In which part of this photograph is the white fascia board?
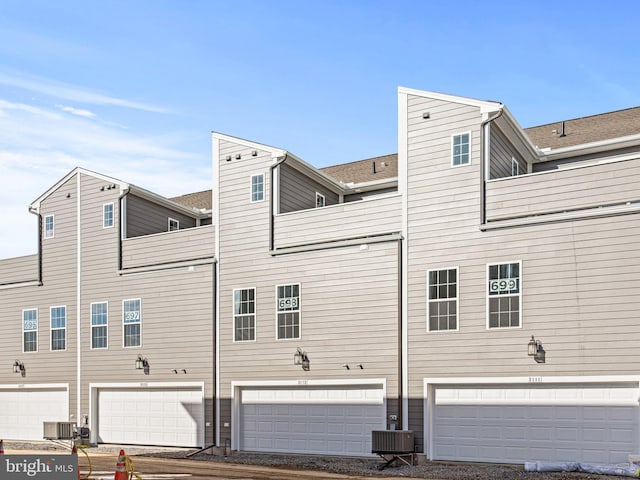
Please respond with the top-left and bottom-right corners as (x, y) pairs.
(499, 107), (543, 160)
(537, 133), (640, 162)
(212, 131), (286, 158)
(30, 167), (129, 210)
(343, 177), (398, 193)
(398, 86), (502, 113)
(424, 375), (640, 386)
(277, 151), (346, 193)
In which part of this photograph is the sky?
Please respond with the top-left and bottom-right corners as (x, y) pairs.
(1, 0), (639, 257)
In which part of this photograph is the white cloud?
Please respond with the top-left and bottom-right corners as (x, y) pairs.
(57, 104), (97, 118)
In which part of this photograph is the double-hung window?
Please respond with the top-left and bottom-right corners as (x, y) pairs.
(233, 288), (256, 342)
(452, 132), (471, 166)
(123, 299), (141, 347)
(251, 174), (264, 202)
(487, 261), (521, 328)
(50, 306), (66, 351)
(23, 309), (38, 352)
(103, 203), (114, 228)
(91, 302), (108, 349)
(276, 284), (300, 339)
(427, 267), (458, 331)
(44, 214), (55, 239)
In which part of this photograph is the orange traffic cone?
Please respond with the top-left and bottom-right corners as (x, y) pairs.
(0, 439), (4, 454)
(114, 449), (127, 480)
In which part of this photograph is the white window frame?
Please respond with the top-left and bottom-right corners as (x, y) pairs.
(168, 217), (179, 231)
(44, 214), (55, 239)
(90, 302), (108, 350)
(451, 132), (471, 167)
(103, 203), (114, 228)
(22, 308), (38, 353)
(486, 260), (522, 329)
(50, 305), (67, 351)
(122, 298), (142, 348)
(276, 283), (301, 340)
(233, 287), (257, 343)
(426, 266), (459, 332)
(250, 173), (265, 203)
(315, 192), (326, 208)
(511, 157), (519, 176)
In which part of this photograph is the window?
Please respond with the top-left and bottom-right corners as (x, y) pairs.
(50, 306), (66, 351)
(251, 174), (264, 202)
(23, 309), (38, 352)
(511, 157), (519, 176)
(91, 302), (108, 349)
(276, 284), (300, 339)
(427, 267), (458, 331)
(168, 217), (179, 231)
(315, 192), (325, 208)
(44, 215), (55, 239)
(123, 299), (141, 347)
(233, 288), (256, 342)
(487, 261), (521, 328)
(103, 203), (114, 228)
(452, 132), (471, 166)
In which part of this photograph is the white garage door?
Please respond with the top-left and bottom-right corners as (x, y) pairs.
(98, 387), (203, 447)
(432, 383), (639, 464)
(239, 385), (385, 456)
(0, 387), (68, 441)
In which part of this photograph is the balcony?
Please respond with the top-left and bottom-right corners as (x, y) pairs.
(0, 254), (39, 286)
(486, 157), (640, 223)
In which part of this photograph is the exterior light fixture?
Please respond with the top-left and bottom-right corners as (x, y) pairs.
(13, 360), (25, 377)
(135, 355), (150, 374)
(527, 336), (545, 363)
(294, 347), (310, 371)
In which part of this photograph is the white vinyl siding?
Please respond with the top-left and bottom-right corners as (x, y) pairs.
(50, 306), (66, 351)
(234, 288), (256, 342)
(452, 132), (471, 166)
(251, 174), (264, 202)
(44, 214), (54, 239)
(487, 261), (521, 329)
(427, 267), (458, 332)
(123, 298), (141, 347)
(103, 203), (114, 228)
(91, 302), (108, 349)
(22, 308), (38, 353)
(276, 283), (300, 340)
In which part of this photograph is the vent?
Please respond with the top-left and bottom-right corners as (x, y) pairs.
(371, 430), (414, 454)
(43, 421), (76, 440)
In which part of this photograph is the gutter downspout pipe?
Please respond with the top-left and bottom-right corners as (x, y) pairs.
(269, 154), (288, 253)
(480, 108), (504, 226)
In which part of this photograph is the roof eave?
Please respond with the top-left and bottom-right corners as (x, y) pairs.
(536, 133), (640, 162)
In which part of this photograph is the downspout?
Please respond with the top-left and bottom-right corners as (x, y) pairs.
(118, 188), (130, 271)
(396, 237), (403, 428)
(480, 108), (504, 226)
(269, 155), (288, 252)
(28, 207), (43, 286)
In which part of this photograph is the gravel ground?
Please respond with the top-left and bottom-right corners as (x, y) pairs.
(5, 441), (632, 480)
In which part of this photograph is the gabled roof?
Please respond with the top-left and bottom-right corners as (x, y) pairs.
(524, 106), (640, 150)
(320, 153), (398, 184)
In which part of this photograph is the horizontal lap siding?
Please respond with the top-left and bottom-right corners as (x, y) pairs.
(486, 157), (640, 220)
(279, 163), (338, 213)
(489, 126), (525, 179)
(403, 93), (640, 451)
(126, 195), (196, 238)
(217, 138), (401, 442)
(0, 254), (38, 285)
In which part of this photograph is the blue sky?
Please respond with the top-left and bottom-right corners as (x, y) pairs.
(1, 0), (639, 257)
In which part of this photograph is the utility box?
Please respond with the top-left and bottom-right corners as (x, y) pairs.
(371, 430), (414, 454)
(43, 421), (76, 440)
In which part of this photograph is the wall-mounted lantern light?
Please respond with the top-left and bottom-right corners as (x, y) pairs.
(527, 336), (545, 363)
(135, 355), (150, 374)
(13, 360), (25, 377)
(294, 347), (310, 371)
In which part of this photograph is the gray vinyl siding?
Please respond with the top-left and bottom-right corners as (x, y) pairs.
(403, 92), (640, 454)
(0, 254), (38, 285)
(216, 137), (401, 444)
(279, 163), (339, 213)
(489, 125), (526, 179)
(533, 145), (640, 172)
(125, 194), (196, 238)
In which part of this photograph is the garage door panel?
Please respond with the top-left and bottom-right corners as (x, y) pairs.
(240, 386), (384, 456)
(433, 384), (639, 463)
(0, 388), (68, 441)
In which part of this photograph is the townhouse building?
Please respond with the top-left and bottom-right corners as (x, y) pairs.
(2, 86), (640, 465)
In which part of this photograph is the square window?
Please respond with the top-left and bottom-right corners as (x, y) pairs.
(315, 192), (325, 208)
(168, 217), (179, 231)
